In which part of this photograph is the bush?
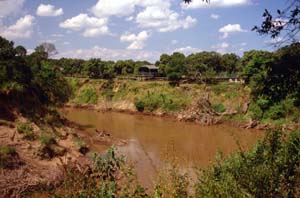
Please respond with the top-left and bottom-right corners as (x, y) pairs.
(49, 147), (147, 197)
(0, 146), (17, 169)
(39, 134), (56, 146)
(264, 103), (285, 120)
(17, 122), (36, 140)
(248, 102), (263, 120)
(195, 129), (300, 197)
(134, 100), (145, 112)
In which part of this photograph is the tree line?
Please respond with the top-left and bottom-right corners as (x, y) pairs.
(1, 35), (300, 121)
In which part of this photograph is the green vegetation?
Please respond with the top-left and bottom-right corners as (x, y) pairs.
(0, 36), (72, 121)
(37, 133), (66, 159)
(75, 86), (98, 104)
(242, 43), (300, 123)
(195, 129), (300, 197)
(45, 147), (147, 198)
(17, 122), (36, 140)
(212, 103), (226, 113)
(154, 166), (189, 198)
(0, 146), (17, 169)
(39, 134), (56, 146)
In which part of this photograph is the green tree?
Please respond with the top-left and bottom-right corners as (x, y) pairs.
(15, 46), (27, 57)
(165, 52), (186, 81)
(220, 53), (240, 74)
(84, 58), (114, 79)
(157, 54), (171, 76)
(0, 37), (32, 88)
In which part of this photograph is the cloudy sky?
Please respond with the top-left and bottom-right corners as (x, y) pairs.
(0, 0), (286, 62)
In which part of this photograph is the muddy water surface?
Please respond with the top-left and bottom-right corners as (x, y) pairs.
(63, 108), (262, 188)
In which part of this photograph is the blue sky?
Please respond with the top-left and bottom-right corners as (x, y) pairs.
(0, 0), (286, 62)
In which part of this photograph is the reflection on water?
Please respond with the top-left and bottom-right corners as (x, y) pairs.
(63, 108), (262, 188)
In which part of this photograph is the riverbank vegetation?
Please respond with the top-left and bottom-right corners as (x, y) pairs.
(45, 42), (300, 126)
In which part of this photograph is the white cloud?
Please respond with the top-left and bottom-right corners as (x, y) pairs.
(59, 14), (109, 37)
(181, 0), (251, 9)
(91, 0), (196, 33)
(120, 31), (150, 50)
(57, 46), (160, 61)
(210, 14), (220, 20)
(91, 0), (171, 18)
(136, 6), (196, 32)
(211, 42), (230, 54)
(173, 46), (201, 55)
(91, 0), (137, 17)
(219, 24), (246, 38)
(36, 4), (63, 17)
(0, 15), (35, 39)
(0, 0), (24, 17)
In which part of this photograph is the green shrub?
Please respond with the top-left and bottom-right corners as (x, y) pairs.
(248, 102), (263, 120)
(212, 103), (226, 113)
(134, 100), (145, 112)
(49, 147), (147, 197)
(195, 129), (300, 197)
(264, 103), (285, 120)
(0, 146), (17, 169)
(17, 122), (36, 140)
(39, 134), (56, 146)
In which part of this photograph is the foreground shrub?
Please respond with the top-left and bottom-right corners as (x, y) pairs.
(50, 147), (148, 198)
(195, 129), (300, 198)
(154, 165), (189, 198)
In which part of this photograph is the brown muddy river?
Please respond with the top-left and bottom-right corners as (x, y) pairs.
(63, 108), (262, 188)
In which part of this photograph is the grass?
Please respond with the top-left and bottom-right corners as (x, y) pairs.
(75, 86), (98, 104)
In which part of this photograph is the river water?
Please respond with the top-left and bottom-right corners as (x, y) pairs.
(63, 108), (262, 189)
